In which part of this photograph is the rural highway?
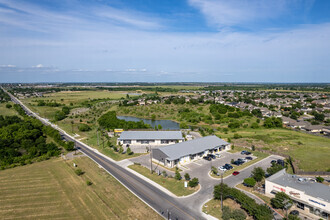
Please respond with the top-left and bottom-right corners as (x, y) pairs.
(3, 88), (204, 220)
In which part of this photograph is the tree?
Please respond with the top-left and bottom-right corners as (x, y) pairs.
(287, 214), (300, 220)
(174, 171), (181, 180)
(78, 123), (91, 132)
(54, 111), (66, 121)
(184, 173), (190, 181)
(62, 106), (70, 115)
(5, 103), (12, 108)
(157, 124), (162, 130)
(231, 209), (246, 220)
(86, 180), (93, 186)
(151, 114), (156, 120)
(126, 147), (133, 155)
(250, 122), (259, 129)
(118, 146), (124, 154)
(211, 166), (218, 175)
(251, 167), (265, 182)
(271, 192), (292, 209)
(252, 145), (255, 151)
(264, 117), (283, 128)
(243, 177), (256, 187)
(188, 177), (199, 187)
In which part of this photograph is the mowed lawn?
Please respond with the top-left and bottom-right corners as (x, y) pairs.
(216, 128), (330, 172)
(0, 157), (161, 220)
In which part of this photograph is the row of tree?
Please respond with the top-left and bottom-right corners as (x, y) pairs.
(98, 111), (150, 130)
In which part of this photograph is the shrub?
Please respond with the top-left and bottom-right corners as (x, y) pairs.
(126, 147), (133, 155)
(211, 166), (218, 175)
(86, 180), (93, 186)
(271, 192), (292, 209)
(251, 145), (255, 151)
(231, 209), (246, 220)
(184, 173), (190, 181)
(162, 170), (167, 177)
(233, 133), (242, 139)
(316, 176), (324, 183)
(243, 177), (256, 187)
(174, 171), (181, 180)
(188, 177), (199, 187)
(5, 103), (12, 108)
(75, 169), (84, 176)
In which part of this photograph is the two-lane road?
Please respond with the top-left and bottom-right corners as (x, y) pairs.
(3, 87), (203, 220)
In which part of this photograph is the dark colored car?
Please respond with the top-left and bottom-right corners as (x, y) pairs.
(271, 160), (277, 164)
(246, 156), (253, 160)
(289, 210), (299, 216)
(277, 159), (285, 166)
(208, 154), (216, 159)
(232, 171), (240, 176)
(203, 156), (212, 161)
(241, 150), (247, 155)
(232, 160), (244, 166)
(224, 164), (233, 170)
(245, 151), (251, 155)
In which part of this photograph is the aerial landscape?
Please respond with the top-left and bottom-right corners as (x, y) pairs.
(0, 0), (329, 220)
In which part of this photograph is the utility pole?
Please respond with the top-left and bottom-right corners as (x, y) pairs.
(150, 145), (153, 174)
(221, 171), (223, 211)
(97, 128), (99, 147)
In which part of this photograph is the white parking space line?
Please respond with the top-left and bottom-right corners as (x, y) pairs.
(192, 161), (202, 166)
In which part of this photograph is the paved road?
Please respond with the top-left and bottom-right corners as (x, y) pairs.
(3, 88), (204, 220)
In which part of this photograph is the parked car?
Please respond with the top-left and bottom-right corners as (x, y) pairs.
(290, 210), (299, 216)
(241, 150), (247, 155)
(238, 158), (248, 163)
(203, 156), (212, 161)
(271, 160), (277, 164)
(232, 171), (240, 176)
(224, 164), (233, 170)
(245, 151), (251, 155)
(277, 159), (285, 166)
(215, 153), (222, 158)
(208, 154), (216, 159)
(232, 160), (244, 166)
(245, 156), (253, 160)
(218, 166), (227, 171)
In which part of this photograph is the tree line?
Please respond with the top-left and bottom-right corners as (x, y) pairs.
(98, 111), (150, 130)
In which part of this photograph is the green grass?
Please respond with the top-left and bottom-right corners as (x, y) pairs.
(0, 102), (20, 116)
(202, 198), (251, 220)
(216, 128), (330, 172)
(25, 90), (137, 105)
(0, 157), (161, 219)
(128, 164), (198, 196)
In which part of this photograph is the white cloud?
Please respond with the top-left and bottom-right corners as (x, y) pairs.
(0, 64), (16, 67)
(188, 0), (315, 29)
(32, 64), (43, 68)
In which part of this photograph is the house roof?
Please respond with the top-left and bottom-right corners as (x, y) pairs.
(118, 131), (183, 140)
(155, 136), (229, 161)
(266, 169), (330, 203)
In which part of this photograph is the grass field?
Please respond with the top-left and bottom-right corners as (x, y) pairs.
(202, 198), (252, 220)
(216, 128), (330, 172)
(0, 157), (161, 220)
(0, 102), (20, 117)
(26, 90), (137, 105)
(128, 164), (198, 196)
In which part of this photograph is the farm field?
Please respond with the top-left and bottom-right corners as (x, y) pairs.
(0, 157), (161, 220)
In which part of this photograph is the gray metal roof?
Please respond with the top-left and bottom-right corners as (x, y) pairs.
(267, 169), (330, 203)
(118, 131), (183, 140)
(156, 136), (229, 161)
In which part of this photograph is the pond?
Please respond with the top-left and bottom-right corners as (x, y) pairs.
(117, 116), (180, 130)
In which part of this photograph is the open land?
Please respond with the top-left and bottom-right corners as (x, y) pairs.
(0, 157), (161, 220)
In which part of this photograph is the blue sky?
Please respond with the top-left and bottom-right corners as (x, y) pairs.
(0, 0), (329, 83)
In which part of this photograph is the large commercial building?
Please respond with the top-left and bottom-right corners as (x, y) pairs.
(152, 135), (230, 168)
(265, 169), (330, 219)
(117, 131), (184, 146)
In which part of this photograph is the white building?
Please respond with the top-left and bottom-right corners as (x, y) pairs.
(265, 169), (330, 219)
(117, 131), (184, 146)
(152, 136), (230, 168)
